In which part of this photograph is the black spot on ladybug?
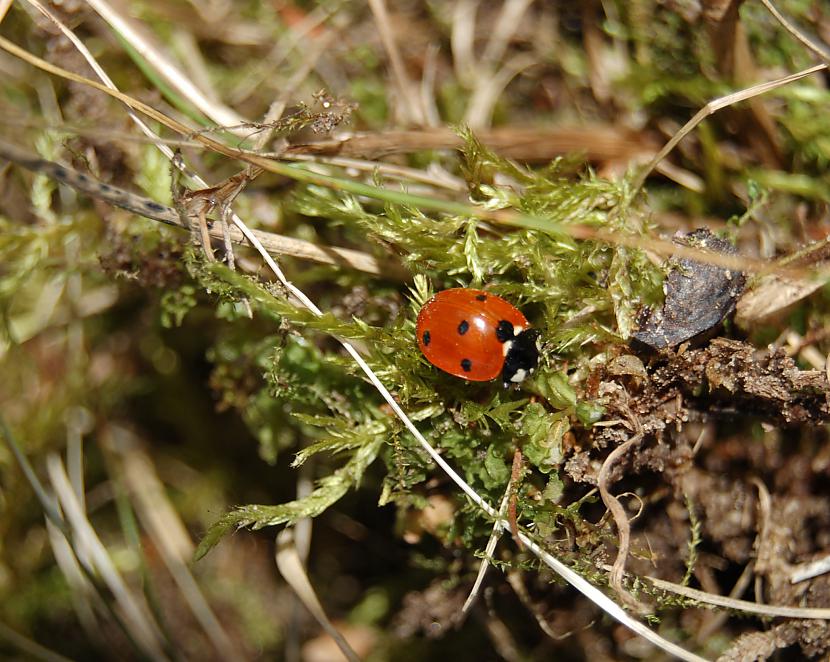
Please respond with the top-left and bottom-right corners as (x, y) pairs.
(475, 294), (487, 301)
(460, 358), (472, 372)
(458, 320), (469, 335)
(422, 330), (431, 346)
(495, 320), (514, 343)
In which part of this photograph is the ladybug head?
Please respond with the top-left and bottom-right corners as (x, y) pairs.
(501, 328), (540, 386)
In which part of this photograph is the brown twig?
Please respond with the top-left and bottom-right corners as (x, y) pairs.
(597, 425), (648, 613)
(284, 126), (658, 163)
(508, 448), (525, 551)
(0, 140), (404, 278)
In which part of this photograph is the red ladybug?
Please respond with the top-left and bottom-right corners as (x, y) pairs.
(416, 288), (539, 385)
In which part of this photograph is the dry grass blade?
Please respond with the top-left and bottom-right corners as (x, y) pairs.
(759, 0), (830, 63)
(461, 486), (512, 617)
(104, 427), (244, 662)
(45, 455), (170, 661)
(275, 529), (360, 662)
(0, 0), (10, 28)
(368, 0), (426, 125)
(736, 235), (830, 326)
(84, 0), (245, 130)
(736, 275), (827, 326)
(629, 63), (828, 197)
(0, 620), (73, 662)
(285, 126), (657, 163)
(45, 518), (99, 630)
(790, 555), (830, 584)
(646, 576), (830, 619)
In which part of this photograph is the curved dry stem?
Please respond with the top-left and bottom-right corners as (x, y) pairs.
(597, 432), (647, 613)
(275, 529), (360, 662)
(759, 0), (830, 64)
(629, 63), (827, 199)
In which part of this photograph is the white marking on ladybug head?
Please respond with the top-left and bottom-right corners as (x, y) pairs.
(510, 368), (527, 383)
(502, 339), (513, 357)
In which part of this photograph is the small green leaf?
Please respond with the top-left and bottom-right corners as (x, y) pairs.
(194, 513), (240, 561)
(542, 472), (565, 504)
(160, 285), (197, 328)
(458, 401), (488, 430)
(521, 403), (568, 473)
(483, 445), (511, 485)
(135, 140), (173, 205)
(463, 220), (483, 284)
(541, 371), (577, 409)
(576, 401), (605, 426)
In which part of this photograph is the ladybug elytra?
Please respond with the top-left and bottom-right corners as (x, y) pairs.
(416, 288), (539, 385)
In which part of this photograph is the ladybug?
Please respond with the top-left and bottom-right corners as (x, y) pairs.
(416, 288), (539, 385)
